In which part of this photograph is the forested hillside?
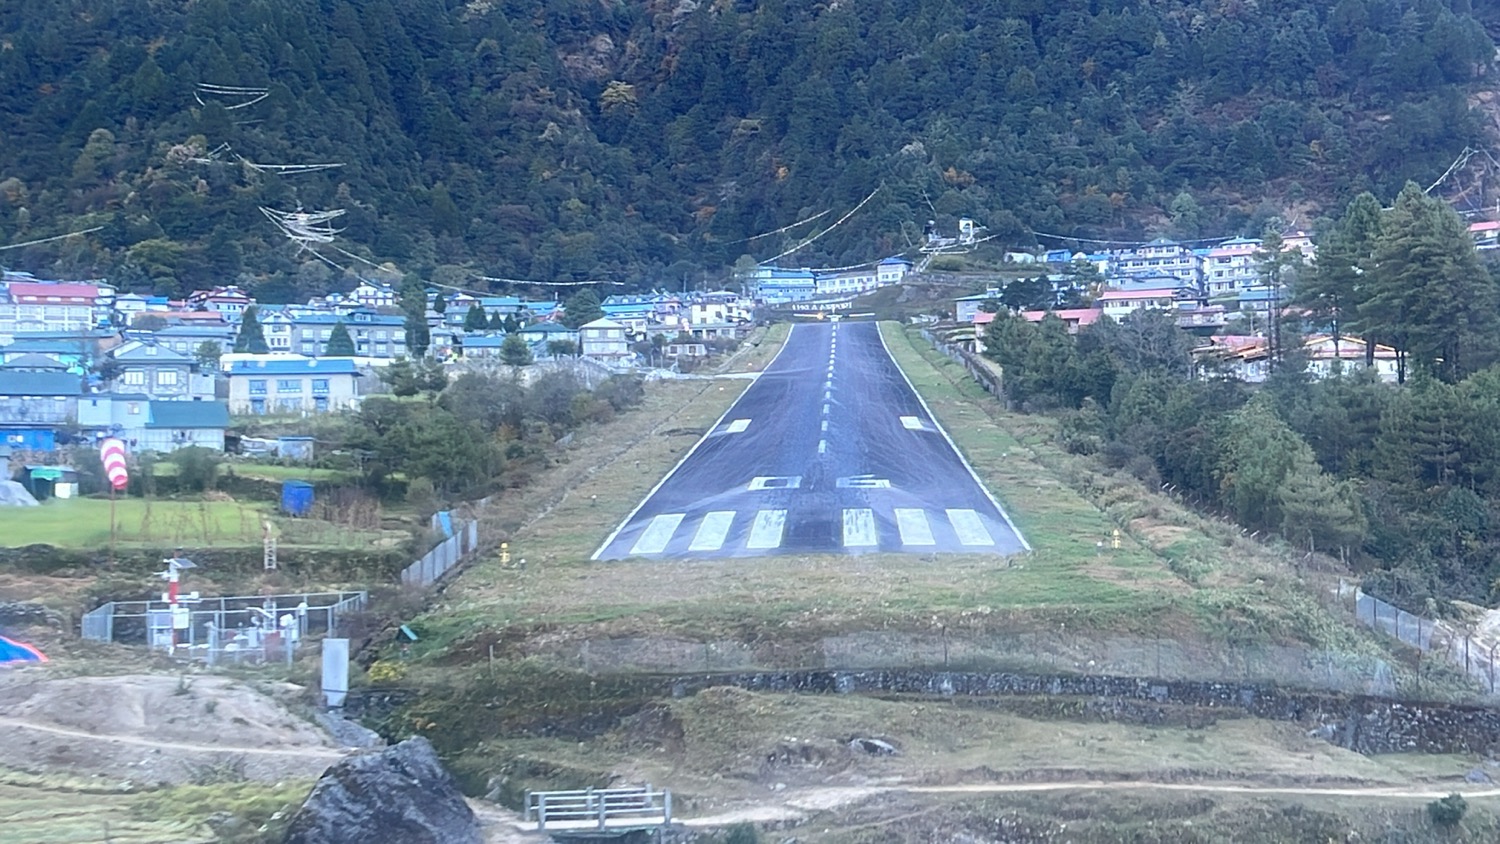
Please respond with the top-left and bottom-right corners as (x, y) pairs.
(0, 0), (1494, 298)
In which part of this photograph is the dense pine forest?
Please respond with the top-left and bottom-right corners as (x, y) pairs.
(0, 0), (1496, 298)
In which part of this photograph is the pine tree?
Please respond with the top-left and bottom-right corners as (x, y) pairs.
(1300, 193), (1382, 361)
(500, 333), (533, 366)
(562, 289), (605, 328)
(1279, 447), (1367, 557)
(399, 275), (431, 357)
(325, 320), (357, 356)
(488, 311), (506, 330)
(233, 306), (269, 354)
(1363, 183), (1497, 382)
(433, 294), (448, 315)
(463, 303), (488, 331)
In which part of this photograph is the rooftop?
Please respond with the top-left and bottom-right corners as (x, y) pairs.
(0, 371), (86, 396)
(227, 359), (363, 376)
(146, 400), (231, 430)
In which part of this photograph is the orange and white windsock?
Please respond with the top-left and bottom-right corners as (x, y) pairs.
(99, 438), (129, 491)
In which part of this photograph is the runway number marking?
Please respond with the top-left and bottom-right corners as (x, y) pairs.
(688, 511), (736, 552)
(724, 419), (751, 434)
(946, 509), (995, 546)
(630, 513), (686, 555)
(746, 509), (787, 549)
(900, 416), (924, 430)
(894, 508), (936, 546)
(842, 508), (878, 547)
(837, 474), (892, 489)
(748, 476), (802, 491)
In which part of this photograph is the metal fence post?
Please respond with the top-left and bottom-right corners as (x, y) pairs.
(663, 790), (672, 824)
(537, 794), (546, 831)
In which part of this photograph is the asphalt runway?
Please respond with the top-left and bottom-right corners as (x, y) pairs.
(593, 321), (1029, 560)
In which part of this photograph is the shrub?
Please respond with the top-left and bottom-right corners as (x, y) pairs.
(1428, 793), (1467, 827)
(172, 446), (222, 492)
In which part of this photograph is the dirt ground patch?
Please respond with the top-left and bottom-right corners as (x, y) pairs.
(0, 670), (343, 786)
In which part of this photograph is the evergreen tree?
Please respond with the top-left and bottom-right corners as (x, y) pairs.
(1278, 447), (1367, 558)
(561, 289), (605, 328)
(501, 333), (534, 366)
(433, 294), (448, 315)
(1363, 183), (1497, 382)
(324, 320), (357, 356)
(463, 303), (488, 332)
(488, 312), (506, 330)
(233, 306), (269, 354)
(399, 275), (431, 358)
(1300, 192), (1383, 359)
(193, 340), (222, 372)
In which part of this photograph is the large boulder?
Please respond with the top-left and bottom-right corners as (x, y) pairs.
(282, 736), (481, 844)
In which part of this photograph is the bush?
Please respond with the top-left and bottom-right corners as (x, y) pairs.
(172, 447), (222, 492)
(1428, 793), (1467, 827)
(724, 823), (760, 844)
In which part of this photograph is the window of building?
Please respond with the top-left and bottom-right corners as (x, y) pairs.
(157, 370), (179, 386)
(249, 379), (267, 395)
(311, 379), (330, 395)
(122, 370), (146, 386)
(277, 379), (302, 393)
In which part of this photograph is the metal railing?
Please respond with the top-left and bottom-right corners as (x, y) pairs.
(525, 787), (672, 832)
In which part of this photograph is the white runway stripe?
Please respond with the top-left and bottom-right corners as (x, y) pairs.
(688, 511), (735, 552)
(843, 508), (878, 547)
(946, 509), (995, 546)
(900, 416), (923, 430)
(894, 508), (935, 545)
(630, 513), (685, 555)
(724, 419), (751, 434)
(746, 509), (787, 549)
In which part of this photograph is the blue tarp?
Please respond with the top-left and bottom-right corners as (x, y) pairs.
(0, 635), (46, 665)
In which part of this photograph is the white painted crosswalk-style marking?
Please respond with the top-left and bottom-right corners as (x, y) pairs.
(894, 508), (935, 545)
(823, 404), (830, 415)
(818, 439), (827, 454)
(843, 508), (878, 547)
(746, 509), (787, 549)
(748, 476), (801, 491)
(724, 418), (751, 434)
(946, 509), (995, 546)
(900, 416), (924, 430)
(688, 511), (735, 552)
(821, 419), (828, 431)
(630, 513), (685, 555)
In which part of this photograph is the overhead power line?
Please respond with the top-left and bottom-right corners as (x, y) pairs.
(721, 208), (831, 244)
(759, 185), (883, 266)
(0, 226), (104, 252)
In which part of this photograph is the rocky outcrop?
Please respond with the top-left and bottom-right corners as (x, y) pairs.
(282, 736), (480, 844)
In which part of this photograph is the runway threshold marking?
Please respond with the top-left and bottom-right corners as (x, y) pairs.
(746, 509), (788, 549)
(894, 508), (936, 545)
(688, 511), (736, 552)
(900, 416), (924, 430)
(630, 513), (686, 555)
(946, 509), (995, 546)
(724, 419), (751, 434)
(748, 476), (802, 491)
(842, 508), (878, 547)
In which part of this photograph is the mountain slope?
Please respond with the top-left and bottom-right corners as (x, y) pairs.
(0, 0), (1493, 297)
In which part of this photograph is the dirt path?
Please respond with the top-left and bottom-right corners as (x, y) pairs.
(0, 715), (345, 758)
(681, 780), (1500, 827)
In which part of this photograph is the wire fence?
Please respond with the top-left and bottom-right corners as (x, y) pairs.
(80, 590), (366, 665)
(1351, 586), (1500, 696)
(400, 517), (481, 587)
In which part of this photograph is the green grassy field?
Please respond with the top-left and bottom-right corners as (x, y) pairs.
(0, 769), (311, 844)
(0, 497), (385, 549)
(410, 320), (1401, 682)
